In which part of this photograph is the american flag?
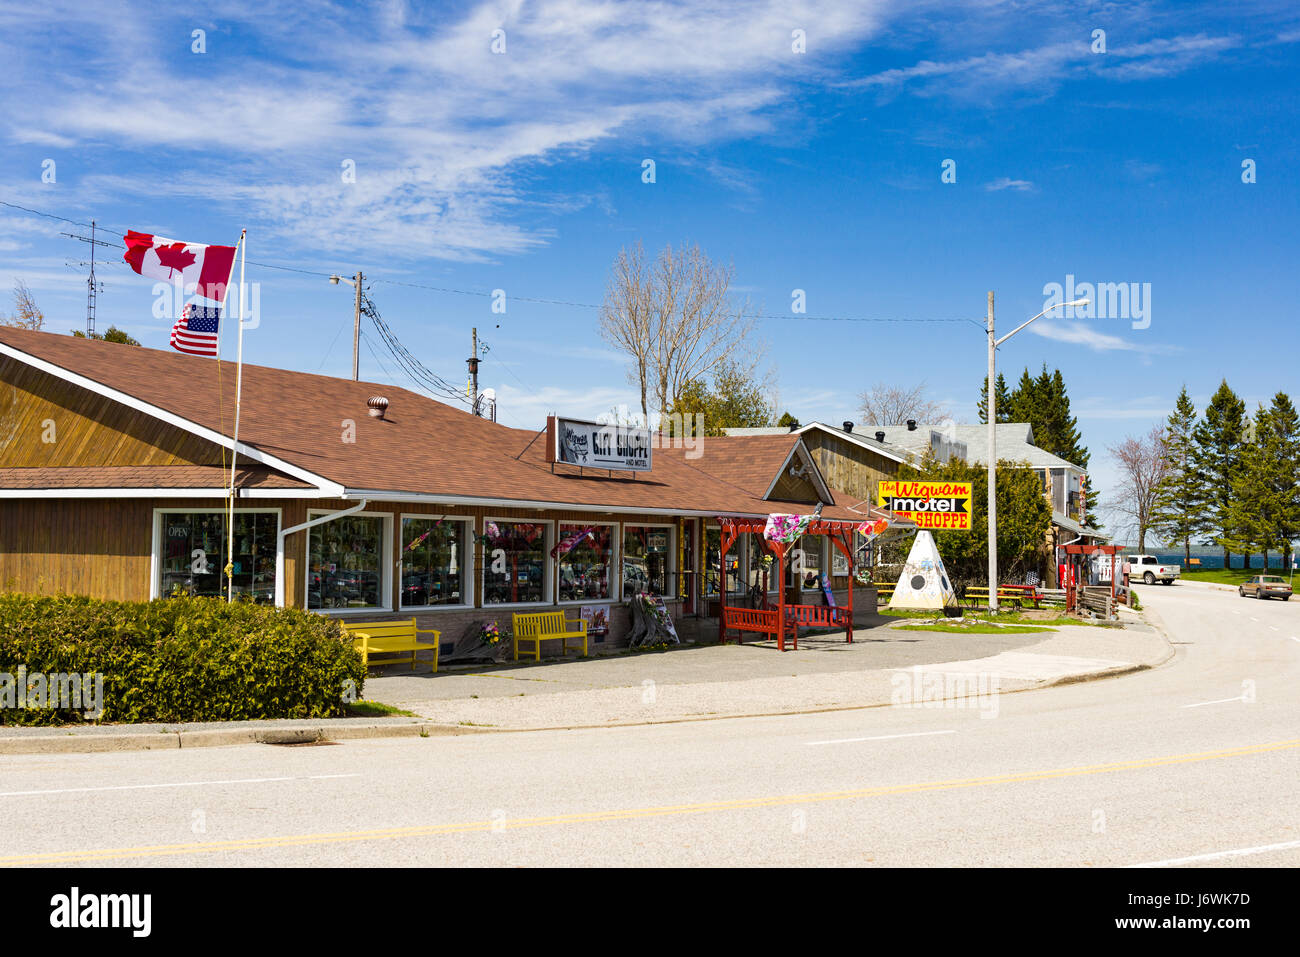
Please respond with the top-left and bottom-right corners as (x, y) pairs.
(170, 303), (221, 356)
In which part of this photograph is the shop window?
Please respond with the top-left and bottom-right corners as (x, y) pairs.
(795, 534), (823, 590)
(308, 515), (386, 610)
(623, 525), (672, 597)
(159, 511), (278, 603)
(482, 521), (548, 605)
(556, 524), (613, 602)
(400, 517), (469, 607)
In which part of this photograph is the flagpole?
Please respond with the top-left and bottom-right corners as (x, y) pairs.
(226, 229), (247, 602)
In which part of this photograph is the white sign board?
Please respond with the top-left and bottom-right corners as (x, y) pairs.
(551, 416), (652, 471)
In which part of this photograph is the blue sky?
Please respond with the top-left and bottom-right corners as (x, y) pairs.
(1, 0), (1297, 532)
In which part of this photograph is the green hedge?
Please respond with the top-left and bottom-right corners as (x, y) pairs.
(0, 594), (365, 725)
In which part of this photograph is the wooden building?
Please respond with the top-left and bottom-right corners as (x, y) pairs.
(0, 329), (898, 648)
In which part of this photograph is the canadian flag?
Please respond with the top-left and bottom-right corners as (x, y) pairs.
(122, 231), (237, 302)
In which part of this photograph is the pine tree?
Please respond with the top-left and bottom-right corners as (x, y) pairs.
(977, 373), (1011, 424)
(1048, 369), (1088, 466)
(1232, 393), (1300, 570)
(1193, 380), (1246, 568)
(1267, 392), (1300, 568)
(1227, 405), (1272, 566)
(1152, 387), (1209, 565)
(986, 366), (1097, 527)
(1008, 368), (1041, 426)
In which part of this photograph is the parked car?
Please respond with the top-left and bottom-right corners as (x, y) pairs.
(1238, 576), (1293, 600)
(1124, 554), (1180, 585)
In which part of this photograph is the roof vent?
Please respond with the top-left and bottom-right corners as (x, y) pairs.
(367, 396), (390, 419)
(842, 421), (853, 434)
(906, 419), (917, 431)
(875, 430), (886, 442)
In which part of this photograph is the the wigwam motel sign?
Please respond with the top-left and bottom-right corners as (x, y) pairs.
(548, 415), (653, 472)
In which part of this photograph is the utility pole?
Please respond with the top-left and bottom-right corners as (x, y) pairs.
(467, 326), (480, 414)
(987, 290), (998, 612)
(351, 271), (363, 381)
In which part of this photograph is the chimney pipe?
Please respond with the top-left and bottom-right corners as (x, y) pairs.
(906, 419), (917, 431)
(875, 430), (886, 442)
(842, 421), (853, 434)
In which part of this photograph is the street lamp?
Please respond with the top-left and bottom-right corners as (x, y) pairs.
(986, 293), (1089, 611)
(329, 272), (363, 381)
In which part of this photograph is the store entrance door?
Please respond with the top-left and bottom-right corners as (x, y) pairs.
(680, 518), (698, 615)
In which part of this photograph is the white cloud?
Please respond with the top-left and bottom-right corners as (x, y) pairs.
(985, 177), (1034, 192)
(847, 31), (1244, 101)
(1027, 319), (1179, 355)
(0, 1), (891, 262)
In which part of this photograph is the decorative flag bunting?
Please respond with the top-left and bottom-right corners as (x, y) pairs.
(123, 231), (238, 301)
(170, 304), (221, 357)
(856, 518), (889, 538)
(763, 513), (811, 544)
(551, 526), (595, 559)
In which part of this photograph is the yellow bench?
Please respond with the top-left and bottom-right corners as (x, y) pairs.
(511, 611), (588, 661)
(341, 618), (441, 672)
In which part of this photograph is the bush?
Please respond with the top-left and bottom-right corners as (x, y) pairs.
(0, 594), (365, 725)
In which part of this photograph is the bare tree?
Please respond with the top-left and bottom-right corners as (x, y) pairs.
(859, 381), (947, 426)
(1107, 426), (1170, 552)
(0, 280), (44, 330)
(599, 242), (759, 420)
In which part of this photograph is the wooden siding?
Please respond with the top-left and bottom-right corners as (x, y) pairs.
(767, 465), (821, 503)
(0, 499), (155, 601)
(803, 435), (899, 502)
(0, 359), (225, 468)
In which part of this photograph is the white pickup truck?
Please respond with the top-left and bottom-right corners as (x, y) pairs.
(1125, 554), (1181, 585)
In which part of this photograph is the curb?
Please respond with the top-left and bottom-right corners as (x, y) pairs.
(2, 622), (1179, 753)
(0, 720), (479, 756)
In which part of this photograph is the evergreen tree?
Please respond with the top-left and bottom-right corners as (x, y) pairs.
(1193, 380), (1246, 568)
(1226, 406), (1272, 566)
(1152, 387), (1210, 565)
(977, 373), (1011, 424)
(1268, 392), (1300, 567)
(1047, 369), (1088, 466)
(1228, 393), (1300, 570)
(1008, 368), (1041, 425)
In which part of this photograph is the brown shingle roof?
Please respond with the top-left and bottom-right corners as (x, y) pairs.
(0, 328), (898, 523)
(0, 465), (311, 490)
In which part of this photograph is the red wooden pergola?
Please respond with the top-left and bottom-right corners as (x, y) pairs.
(1061, 543), (1126, 613)
(716, 517), (865, 652)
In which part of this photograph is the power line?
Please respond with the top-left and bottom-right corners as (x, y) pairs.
(3, 197), (981, 325)
(360, 291), (471, 406)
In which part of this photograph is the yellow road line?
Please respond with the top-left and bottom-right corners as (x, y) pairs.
(5, 737), (1298, 865)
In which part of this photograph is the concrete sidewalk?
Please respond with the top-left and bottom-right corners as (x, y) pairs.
(370, 613), (1172, 731)
(0, 612), (1172, 752)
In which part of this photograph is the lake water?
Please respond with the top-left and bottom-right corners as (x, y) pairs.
(1149, 552), (1293, 570)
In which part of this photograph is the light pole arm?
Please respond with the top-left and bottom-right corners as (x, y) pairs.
(994, 299), (1089, 347)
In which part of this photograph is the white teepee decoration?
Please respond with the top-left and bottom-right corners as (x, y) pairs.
(889, 530), (958, 611)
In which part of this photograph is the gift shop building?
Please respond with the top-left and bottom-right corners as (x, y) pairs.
(0, 328), (902, 649)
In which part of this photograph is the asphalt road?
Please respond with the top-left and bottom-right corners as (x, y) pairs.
(2, 582), (1297, 867)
